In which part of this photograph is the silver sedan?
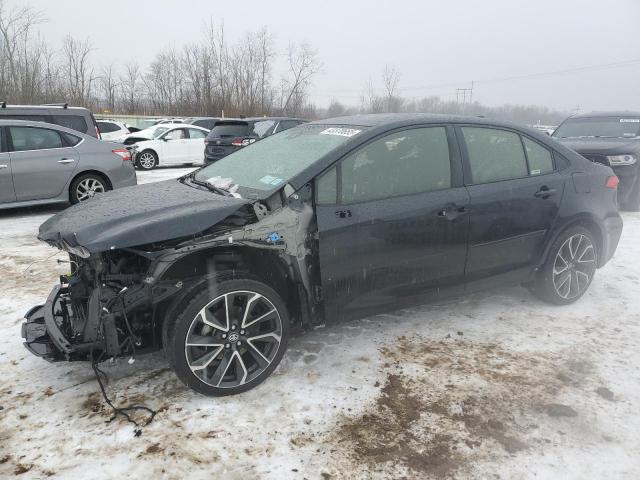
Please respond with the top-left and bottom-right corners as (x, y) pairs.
(0, 120), (137, 209)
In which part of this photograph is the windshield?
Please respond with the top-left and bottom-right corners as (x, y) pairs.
(194, 124), (366, 192)
(553, 117), (640, 138)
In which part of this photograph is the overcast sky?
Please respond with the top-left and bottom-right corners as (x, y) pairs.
(19, 0), (640, 112)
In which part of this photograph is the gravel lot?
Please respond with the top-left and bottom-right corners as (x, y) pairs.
(1, 167), (639, 479)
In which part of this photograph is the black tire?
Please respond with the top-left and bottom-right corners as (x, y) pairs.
(136, 150), (158, 170)
(69, 173), (109, 204)
(163, 272), (290, 396)
(531, 226), (598, 305)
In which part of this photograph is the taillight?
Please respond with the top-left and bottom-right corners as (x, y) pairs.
(605, 175), (619, 189)
(112, 148), (131, 161)
(95, 126), (101, 139)
(231, 137), (244, 147)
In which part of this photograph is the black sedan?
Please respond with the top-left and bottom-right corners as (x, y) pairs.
(23, 114), (622, 397)
(553, 111), (640, 210)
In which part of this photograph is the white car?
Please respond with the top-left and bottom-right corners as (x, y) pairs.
(96, 120), (130, 141)
(134, 125), (209, 170)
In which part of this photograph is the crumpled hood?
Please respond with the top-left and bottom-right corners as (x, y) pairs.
(38, 179), (249, 253)
(556, 137), (640, 155)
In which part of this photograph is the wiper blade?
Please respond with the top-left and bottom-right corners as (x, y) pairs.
(184, 173), (232, 196)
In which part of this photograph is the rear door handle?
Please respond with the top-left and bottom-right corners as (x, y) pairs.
(58, 158), (75, 164)
(0, 164), (8, 169)
(335, 209), (352, 219)
(534, 186), (556, 198)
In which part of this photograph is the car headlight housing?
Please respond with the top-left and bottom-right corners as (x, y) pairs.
(607, 154), (637, 166)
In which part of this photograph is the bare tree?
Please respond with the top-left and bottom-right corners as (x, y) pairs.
(382, 65), (402, 112)
(98, 63), (118, 112)
(119, 61), (140, 114)
(280, 42), (321, 115)
(61, 35), (95, 107)
(0, 1), (45, 102)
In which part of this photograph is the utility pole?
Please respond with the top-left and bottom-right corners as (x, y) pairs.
(456, 82), (474, 111)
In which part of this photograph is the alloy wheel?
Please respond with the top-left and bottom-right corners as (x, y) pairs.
(138, 152), (156, 169)
(184, 290), (283, 389)
(552, 234), (596, 300)
(76, 177), (105, 201)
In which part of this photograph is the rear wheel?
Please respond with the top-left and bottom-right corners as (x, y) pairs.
(70, 173), (108, 204)
(136, 150), (157, 170)
(532, 226), (598, 305)
(164, 274), (289, 396)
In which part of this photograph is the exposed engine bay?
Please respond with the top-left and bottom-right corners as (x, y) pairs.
(22, 181), (320, 366)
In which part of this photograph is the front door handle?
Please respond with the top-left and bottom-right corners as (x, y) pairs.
(58, 158), (75, 164)
(335, 209), (352, 219)
(534, 186), (556, 198)
(438, 204), (468, 221)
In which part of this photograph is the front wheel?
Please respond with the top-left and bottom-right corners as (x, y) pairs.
(532, 226), (598, 305)
(164, 275), (290, 396)
(136, 150), (157, 170)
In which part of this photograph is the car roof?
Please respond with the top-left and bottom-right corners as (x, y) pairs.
(0, 104), (89, 112)
(309, 113), (527, 130)
(214, 117), (305, 123)
(0, 119), (93, 137)
(569, 111), (640, 119)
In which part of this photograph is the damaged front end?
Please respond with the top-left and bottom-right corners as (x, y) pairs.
(22, 250), (183, 362)
(22, 179), (321, 365)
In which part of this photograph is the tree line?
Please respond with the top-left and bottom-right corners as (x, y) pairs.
(0, 1), (321, 117)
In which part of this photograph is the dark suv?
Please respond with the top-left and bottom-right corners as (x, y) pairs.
(204, 117), (305, 163)
(23, 114), (622, 397)
(0, 103), (101, 138)
(553, 111), (640, 210)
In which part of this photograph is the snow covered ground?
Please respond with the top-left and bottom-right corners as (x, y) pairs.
(1, 167), (639, 479)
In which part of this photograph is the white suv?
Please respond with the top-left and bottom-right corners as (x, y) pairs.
(96, 120), (130, 141)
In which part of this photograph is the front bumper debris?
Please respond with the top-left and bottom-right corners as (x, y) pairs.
(21, 300), (64, 362)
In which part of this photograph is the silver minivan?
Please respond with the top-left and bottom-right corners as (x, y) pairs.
(0, 120), (137, 209)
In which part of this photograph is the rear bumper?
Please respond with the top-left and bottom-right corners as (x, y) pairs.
(600, 213), (623, 266)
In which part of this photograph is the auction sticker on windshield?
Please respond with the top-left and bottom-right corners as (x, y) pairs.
(259, 175), (284, 186)
(320, 127), (361, 137)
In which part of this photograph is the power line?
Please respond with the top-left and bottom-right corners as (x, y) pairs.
(310, 57), (640, 98)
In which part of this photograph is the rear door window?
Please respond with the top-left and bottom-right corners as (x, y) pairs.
(461, 127), (528, 184)
(9, 126), (63, 151)
(51, 115), (88, 133)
